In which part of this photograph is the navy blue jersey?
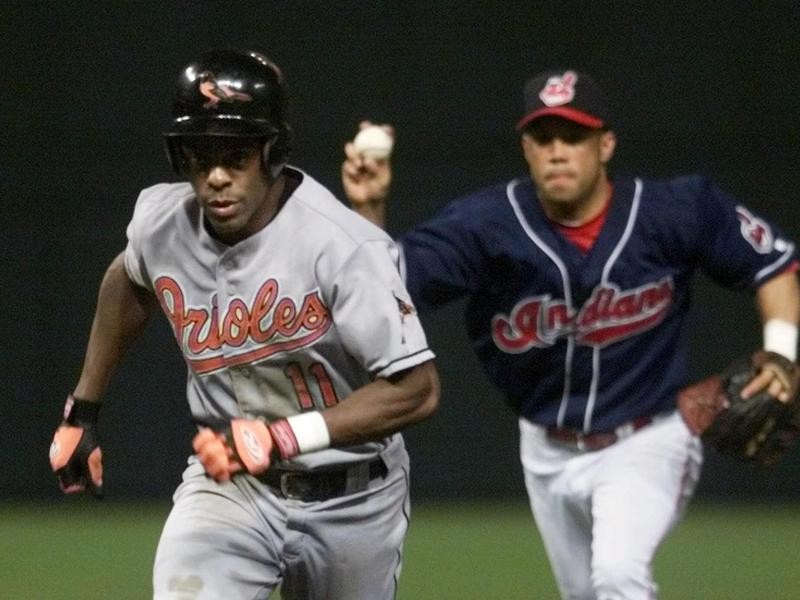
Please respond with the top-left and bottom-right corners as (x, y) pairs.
(398, 175), (797, 432)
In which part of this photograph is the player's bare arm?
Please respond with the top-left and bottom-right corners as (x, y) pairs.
(341, 121), (394, 228)
(321, 360), (440, 445)
(194, 361), (439, 482)
(49, 251), (156, 497)
(73, 252), (157, 401)
(740, 270), (800, 400)
(755, 269), (800, 331)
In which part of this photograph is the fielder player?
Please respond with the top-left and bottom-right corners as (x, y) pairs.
(342, 69), (800, 599)
(49, 49), (440, 600)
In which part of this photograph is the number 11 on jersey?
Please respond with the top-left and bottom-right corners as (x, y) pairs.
(284, 362), (339, 410)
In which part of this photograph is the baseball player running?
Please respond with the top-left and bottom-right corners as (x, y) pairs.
(342, 70), (800, 599)
(49, 49), (440, 600)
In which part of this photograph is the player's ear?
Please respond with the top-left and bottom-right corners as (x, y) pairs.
(599, 130), (617, 164)
(520, 132), (536, 165)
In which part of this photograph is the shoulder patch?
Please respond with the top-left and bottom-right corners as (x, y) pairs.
(736, 206), (774, 254)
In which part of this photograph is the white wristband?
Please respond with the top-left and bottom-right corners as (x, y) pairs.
(764, 318), (798, 362)
(286, 411), (331, 454)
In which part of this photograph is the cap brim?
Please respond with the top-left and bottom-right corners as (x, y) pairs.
(516, 107), (605, 130)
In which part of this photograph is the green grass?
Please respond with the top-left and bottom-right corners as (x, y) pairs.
(3, 499), (799, 599)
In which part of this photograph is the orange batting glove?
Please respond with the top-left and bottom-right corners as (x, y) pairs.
(192, 419), (274, 482)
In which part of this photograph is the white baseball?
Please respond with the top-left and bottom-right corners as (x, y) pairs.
(353, 125), (394, 159)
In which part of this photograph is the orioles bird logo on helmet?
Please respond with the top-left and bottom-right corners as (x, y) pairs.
(198, 71), (254, 109)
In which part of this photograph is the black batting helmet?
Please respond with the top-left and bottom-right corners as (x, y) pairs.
(163, 49), (293, 176)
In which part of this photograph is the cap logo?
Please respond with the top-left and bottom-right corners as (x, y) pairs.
(198, 71), (253, 109)
(539, 71), (577, 107)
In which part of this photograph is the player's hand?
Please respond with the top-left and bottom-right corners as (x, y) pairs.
(192, 428), (240, 482)
(49, 396), (104, 499)
(192, 419), (273, 482)
(740, 354), (796, 403)
(342, 121), (394, 207)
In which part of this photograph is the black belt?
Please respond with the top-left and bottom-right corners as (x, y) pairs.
(258, 458), (387, 501)
(546, 416), (653, 451)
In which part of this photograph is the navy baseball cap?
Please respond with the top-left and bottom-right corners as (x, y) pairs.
(516, 69), (609, 130)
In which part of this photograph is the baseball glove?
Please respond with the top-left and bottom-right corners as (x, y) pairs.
(679, 350), (800, 466)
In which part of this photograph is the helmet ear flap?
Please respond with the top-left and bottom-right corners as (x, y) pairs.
(266, 121), (293, 176)
(164, 137), (187, 175)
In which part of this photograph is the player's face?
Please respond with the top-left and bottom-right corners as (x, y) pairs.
(521, 117), (616, 212)
(182, 137), (274, 244)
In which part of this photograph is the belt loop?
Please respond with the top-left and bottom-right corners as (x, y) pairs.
(279, 472), (296, 499)
(614, 422), (635, 438)
(345, 461), (371, 495)
(615, 416), (653, 439)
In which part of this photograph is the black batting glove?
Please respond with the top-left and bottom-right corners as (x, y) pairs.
(49, 396), (104, 499)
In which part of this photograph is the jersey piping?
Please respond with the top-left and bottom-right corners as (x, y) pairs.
(586, 179), (642, 430)
(507, 178), (575, 428)
(755, 241), (796, 283)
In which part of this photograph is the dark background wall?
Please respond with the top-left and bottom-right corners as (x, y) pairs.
(4, 1), (800, 501)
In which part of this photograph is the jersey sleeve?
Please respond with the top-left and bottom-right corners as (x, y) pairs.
(688, 176), (797, 289)
(122, 185), (172, 291)
(327, 239), (435, 379)
(397, 199), (486, 312)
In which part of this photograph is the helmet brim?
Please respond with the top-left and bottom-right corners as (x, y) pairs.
(165, 114), (278, 138)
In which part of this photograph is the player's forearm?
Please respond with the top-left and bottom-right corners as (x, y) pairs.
(756, 270), (800, 324)
(756, 269), (800, 360)
(321, 360), (440, 445)
(73, 252), (156, 401)
(351, 200), (387, 229)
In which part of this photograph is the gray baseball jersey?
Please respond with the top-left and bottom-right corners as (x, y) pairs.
(124, 166), (434, 599)
(124, 166), (434, 469)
